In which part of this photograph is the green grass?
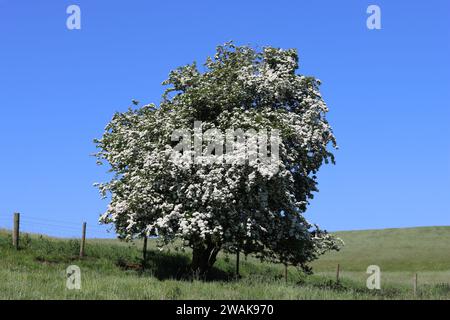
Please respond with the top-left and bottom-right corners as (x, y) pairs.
(1, 227), (450, 300)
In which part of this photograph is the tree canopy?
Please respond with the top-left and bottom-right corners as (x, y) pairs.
(95, 42), (342, 275)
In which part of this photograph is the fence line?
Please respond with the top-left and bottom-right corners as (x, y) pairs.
(0, 213), (431, 294)
(0, 212), (113, 239)
(20, 220), (108, 232)
(19, 215), (108, 227)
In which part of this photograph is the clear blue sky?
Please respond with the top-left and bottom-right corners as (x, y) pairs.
(0, 0), (449, 237)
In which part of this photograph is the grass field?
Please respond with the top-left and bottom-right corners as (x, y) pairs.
(1, 226), (449, 300)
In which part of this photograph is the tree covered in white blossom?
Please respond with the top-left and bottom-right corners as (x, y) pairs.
(95, 43), (342, 275)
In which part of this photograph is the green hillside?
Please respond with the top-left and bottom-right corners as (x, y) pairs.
(1, 227), (449, 300)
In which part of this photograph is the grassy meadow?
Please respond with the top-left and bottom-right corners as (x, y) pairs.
(0, 226), (449, 300)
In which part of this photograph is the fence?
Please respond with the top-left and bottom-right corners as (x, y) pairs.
(0, 212), (424, 295)
(0, 212), (113, 259)
(0, 213), (111, 239)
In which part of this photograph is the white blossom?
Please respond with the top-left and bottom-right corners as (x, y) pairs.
(94, 42), (342, 271)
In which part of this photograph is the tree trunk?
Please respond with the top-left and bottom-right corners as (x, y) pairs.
(191, 243), (221, 277)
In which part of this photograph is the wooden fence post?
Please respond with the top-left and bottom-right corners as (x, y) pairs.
(284, 264), (288, 284)
(336, 263), (340, 284)
(413, 273), (418, 297)
(12, 212), (20, 250)
(236, 250), (240, 278)
(142, 235), (148, 269)
(79, 222), (86, 258)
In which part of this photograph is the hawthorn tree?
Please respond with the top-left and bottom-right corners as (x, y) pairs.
(95, 43), (342, 275)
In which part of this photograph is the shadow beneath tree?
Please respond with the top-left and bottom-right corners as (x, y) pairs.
(117, 249), (234, 282)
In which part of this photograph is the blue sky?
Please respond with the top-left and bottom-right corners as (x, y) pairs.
(0, 0), (449, 237)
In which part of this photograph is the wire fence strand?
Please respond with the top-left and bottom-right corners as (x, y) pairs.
(0, 213), (114, 238)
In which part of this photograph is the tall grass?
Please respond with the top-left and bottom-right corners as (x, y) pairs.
(1, 227), (449, 300)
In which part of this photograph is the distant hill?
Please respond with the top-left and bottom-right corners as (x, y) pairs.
(314, 226), (450, 272)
